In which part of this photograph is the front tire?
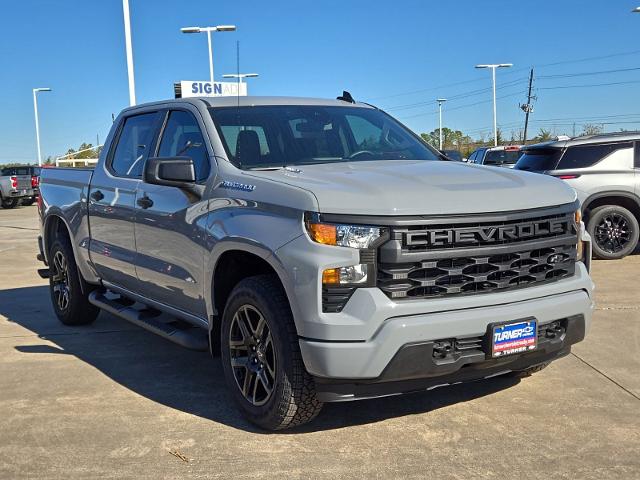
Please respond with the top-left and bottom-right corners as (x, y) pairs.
(48, 237), (99, 326)
(587, 205), (639, 260)
(220, 275), (322, 430)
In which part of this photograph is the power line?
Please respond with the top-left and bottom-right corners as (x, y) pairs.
(538, 66), (640, 79)
(366, 49), (640, 101)
(398, 91), (526, 120)
(386, 77), (528, 112)
(537, 79), (640, 90)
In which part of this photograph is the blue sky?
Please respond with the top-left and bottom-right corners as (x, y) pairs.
(2, 0), (640, 163)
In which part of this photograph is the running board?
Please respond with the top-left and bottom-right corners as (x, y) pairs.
(88, 291), (208, 351)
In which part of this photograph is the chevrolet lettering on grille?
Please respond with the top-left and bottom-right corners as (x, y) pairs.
(405, 218), (570, 247)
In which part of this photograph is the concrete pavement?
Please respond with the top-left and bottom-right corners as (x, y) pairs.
(1, 206), (638, 479)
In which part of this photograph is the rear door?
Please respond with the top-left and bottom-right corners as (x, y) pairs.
(133, 108), (213, 317)
(88, 111), (161, 289)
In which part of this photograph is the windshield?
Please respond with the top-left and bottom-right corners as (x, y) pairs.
(484, 149), (522, 165)
(209, 105), (440, 169)
(515, 149), (563, 172)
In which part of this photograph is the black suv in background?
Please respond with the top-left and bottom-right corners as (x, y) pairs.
(516, 132), (640, 259)
(1, 166), (41, 206)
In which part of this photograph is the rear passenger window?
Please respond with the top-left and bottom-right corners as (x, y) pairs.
(110, 113), (158, 178)
(635, 142), (640, 169)
(558, 142), (633, 170)
(158, 110), (210, 182)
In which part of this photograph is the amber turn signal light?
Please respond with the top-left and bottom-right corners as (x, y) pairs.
(308, 223), (337, 246)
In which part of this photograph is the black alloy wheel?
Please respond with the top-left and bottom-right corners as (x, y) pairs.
(587, 205), (639, 260)
(228, 304), (277, 407)
(51, 250), (71, 312)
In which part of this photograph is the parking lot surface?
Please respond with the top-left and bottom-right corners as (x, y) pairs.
(1, 206), (639, 479)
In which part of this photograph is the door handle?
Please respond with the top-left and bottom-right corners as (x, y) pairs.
(90, 190), (104, 202)
(137, 195), (154, 209)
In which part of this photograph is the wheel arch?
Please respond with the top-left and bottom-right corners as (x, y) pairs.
(206, 242), (300, 356)
(582, 191), (640, 224)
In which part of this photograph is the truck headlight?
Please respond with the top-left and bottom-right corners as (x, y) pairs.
(305, 220), (382, 249)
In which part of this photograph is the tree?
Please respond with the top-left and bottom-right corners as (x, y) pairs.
(420, 128), (472, 150)
(62, 143), (100, 160)
(581, 124), (603, 136)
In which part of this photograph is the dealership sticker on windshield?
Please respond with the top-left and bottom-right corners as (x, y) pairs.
(491, 319), (537, 357)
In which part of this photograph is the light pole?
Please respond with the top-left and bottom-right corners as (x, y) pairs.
(437, 98), (447, 150)
(475, 63), (513, 146)
(181, 25), (236, 84)
(122, 0), (136, 106)
(33, 88), (51, 167)
(222, 73), (259, 83)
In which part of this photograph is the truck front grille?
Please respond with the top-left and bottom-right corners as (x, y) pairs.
(377, 206), (578, 300)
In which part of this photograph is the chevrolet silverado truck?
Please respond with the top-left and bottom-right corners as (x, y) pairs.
(1, 166), (36, 208)
(37, 96), (595, 430)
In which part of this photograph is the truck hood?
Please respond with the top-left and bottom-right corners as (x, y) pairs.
(245, 160), (576, 216)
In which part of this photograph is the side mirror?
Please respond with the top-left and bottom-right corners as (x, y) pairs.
(144, 156), (196, 187)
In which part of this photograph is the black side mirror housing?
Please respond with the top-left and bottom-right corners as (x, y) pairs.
(144, 157), (196, 187)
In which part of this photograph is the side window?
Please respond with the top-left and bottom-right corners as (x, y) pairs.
(558, 142), (633, 170)
(635, 141), (640, 169)
(158, 110), (210, 181)
(110, 112), (158, 178)
(468, 151), (477, 162)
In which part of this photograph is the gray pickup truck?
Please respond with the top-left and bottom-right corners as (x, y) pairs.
(1, 166), (36, 208)
(38, 96), (595, 430)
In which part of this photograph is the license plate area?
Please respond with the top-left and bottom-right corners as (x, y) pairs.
(489, 319), (537, 358)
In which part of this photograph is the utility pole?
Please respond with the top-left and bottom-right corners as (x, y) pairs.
(521, 68), (534, 144)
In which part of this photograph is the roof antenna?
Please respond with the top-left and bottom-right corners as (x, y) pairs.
(337, 90), (355, 103)
(236, 40), (241, 105)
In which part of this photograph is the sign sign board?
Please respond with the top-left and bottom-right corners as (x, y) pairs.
(178, 80), (247, 98)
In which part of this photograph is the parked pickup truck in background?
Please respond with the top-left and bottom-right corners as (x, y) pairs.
(37, 95), (595, 430)
(1, 166), (36, 208)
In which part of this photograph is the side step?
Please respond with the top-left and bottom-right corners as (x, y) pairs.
(88, 291), (208, 351)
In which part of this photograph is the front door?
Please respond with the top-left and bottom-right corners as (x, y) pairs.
(88, 111), (160, 290)
(134, 109), (213, 317)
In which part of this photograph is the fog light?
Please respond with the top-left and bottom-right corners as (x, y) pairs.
(322, 264), (369, 285)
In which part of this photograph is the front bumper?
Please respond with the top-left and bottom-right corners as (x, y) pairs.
(300, 284), (593, 380)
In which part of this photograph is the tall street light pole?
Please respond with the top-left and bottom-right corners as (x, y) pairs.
(475, 63), (513, 146)
(122, 0), (136, 106)
(437, 98), (447, 150)
(222, 73), (259, 84)
(181, 25), (237, 84)
(33, 88), (52, 167)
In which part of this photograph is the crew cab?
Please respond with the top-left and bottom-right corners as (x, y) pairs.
(37, 96), (594, 430)
(1, 166), (36, 209)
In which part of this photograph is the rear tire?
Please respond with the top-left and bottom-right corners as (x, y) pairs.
(220, 274), (322, 430)
(1, 197), (19, 209)
(587, 205), (639, 260)
(48, 236), (99, 326)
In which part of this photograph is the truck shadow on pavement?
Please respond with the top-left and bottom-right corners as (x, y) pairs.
(1, 285), (520, 434)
